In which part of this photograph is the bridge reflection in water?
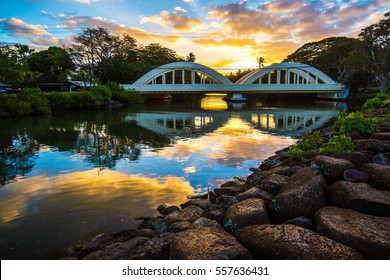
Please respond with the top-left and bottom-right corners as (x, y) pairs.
(125, 96), (342, 138)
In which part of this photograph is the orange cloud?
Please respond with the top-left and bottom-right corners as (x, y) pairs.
(0, 17), (50, 37)
(141, 10), (204, 32)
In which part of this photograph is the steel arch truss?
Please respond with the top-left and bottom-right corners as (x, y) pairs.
(133, 62), (233, 86)
(236, 62), (336, 85)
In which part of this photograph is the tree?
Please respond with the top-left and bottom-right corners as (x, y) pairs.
(359, 12), (390, 93)
(28, 46), (75, 83)
(0, 45), (26, 84)
(284, 37), (364, 81)
(14, 43), (34, 65)
(186, 52), (196, 62)
(138, 43), (184, 65)
(256, 56), (265, 68)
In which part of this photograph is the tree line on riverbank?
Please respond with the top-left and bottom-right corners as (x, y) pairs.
(0, 12), (388, 93)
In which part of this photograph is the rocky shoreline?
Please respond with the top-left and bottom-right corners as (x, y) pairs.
(66, 111), (390, 260)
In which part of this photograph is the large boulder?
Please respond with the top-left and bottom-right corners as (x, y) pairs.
(313, 155), (355, 181)
(334, 152), (371, 169)
(223, 198), (269, 232)
(156, 203), (180, 215)
(234, 224), (363, 260)
(201, 206), (226, 224)
(191, 217), (224, 230)
(126, 233), (175, 260)
(269, 168), (326, 222)
(163, 205), (203, 226)
(326, 181), (390, 217)
(259, 174), (288, 196)
(283, 216), (313, 230)
(170, 227), (252, 260)
(361, 163), (390, 190)
(343, 169), (369, 183)
(83, 237), (150, 260)
(75, 233), (114, 257)
(353, 139), (390, 153)
(316, 206), (390, 259)
(236, 187), (273, 204)
(372, 153), (390, 166)
(180, 199), (220, 211)
(371, 132), (390, 141)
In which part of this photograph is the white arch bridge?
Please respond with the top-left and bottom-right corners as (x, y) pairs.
(122, 62), (348, 99)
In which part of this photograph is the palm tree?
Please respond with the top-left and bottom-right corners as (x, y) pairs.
(256, 56), (265, 68)
(186, 52), (196, 62)
(14, 44), (34, 64)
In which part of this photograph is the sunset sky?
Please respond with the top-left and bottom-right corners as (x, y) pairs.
(0, 0), (388, 72)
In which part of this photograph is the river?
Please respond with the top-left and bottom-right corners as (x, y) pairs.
(0, 93), (345, 259)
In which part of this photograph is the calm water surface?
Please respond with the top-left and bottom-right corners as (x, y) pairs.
(0, 94), (344, 259)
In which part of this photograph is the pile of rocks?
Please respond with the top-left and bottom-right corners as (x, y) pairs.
(70, 120), (390, 260)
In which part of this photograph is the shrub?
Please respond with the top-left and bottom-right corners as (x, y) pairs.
(71, 91), (104, 109)
(335, 112), (379, 138)
(112, 89), (145, 104)
(320, 135), (354, 155)
(286, 144), (306, 162)
(90, 85), (112, 106)
(19, 91), (51, 115)
(46, 92), (73, 111)
(298, 131), (323, 150)
(361, 97), (385, 113)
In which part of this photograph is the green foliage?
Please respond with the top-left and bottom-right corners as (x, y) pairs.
(70, 91), (104, 109)
(320, 135), (354, 155)
(286, 144), (306, 162)
(89, 85), (112, 105)
(111, 90), (145, 104)
(18, 87), (51, 115)
(356, 92), (390, 103)
(46, 91), (73, 111)
(335, 111), (379, 138)
(298, 131), (323, 150)
(333, 111), (349, 132)
(361, 97), (385, 112)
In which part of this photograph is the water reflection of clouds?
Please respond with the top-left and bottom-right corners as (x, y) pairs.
(0, 170), (195, 224)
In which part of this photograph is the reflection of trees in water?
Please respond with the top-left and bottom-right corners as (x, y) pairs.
(0, 131), (39, 186)
(73, 123), (142, 169)
(0, 111), (171, 184)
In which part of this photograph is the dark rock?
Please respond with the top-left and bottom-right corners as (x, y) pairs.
(221, 180), (245, 188)
(169, 221), (192, 233)
(154, 218), (168, 233)
(191, 217), (224, 230)
(170, 227), (252, 260)
(83, 237), (150, 260)
(201, 207), (226, 224)
(354, 139), (390, 153)
(372, 153), (390, 166)
(334, 152), (371, 169)
(76, 233), (114, 257)
(259, 158), (281, 171)
(287, 166), (302, 176)
(234, 224), (363, 260)
(284, 216), (313, 230)
(180, 199), (220, 211)
(371, 132), (390, 141)
(313, 155), (355, 181)
(236, 187), (273, 204)
(126, 233), (174, 260)
(361, 163), (390, 190)
(156, 203), (180, 215)
(316, 207), (390, 259)
(215, 195), (237, 209)
(214, 186), (245, 196)
(208, 191), (218, 204)
(164, 205), (203, 226)
(259, 174), (288, 196)
(343, 168), (369, 183)
(223, 198), (269, 232)
(137, 219), (155, 230)
(112, 229), (139, 242)
(137, 229), (157, 238)
(326, 181), (390, 217)
(344, 132), (364, 140)
(269, 167), (326, 222)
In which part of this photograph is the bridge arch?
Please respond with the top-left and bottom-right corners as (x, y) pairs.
(236, 62), (336, 85)
(133, 62), (233, 86)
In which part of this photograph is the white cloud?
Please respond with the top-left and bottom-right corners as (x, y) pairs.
(0, 18), (50, 37)
(174, 6), (188, 13)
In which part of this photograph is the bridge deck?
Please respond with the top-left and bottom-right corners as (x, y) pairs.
(122, 83), (344, 94)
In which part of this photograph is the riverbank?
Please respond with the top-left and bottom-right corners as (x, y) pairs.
(65, 94), (390, 260)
